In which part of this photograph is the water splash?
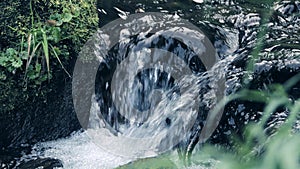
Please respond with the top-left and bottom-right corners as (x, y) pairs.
(16, 1), (300, 169)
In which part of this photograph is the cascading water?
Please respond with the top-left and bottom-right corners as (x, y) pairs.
(17, 11), (236, 168)
(72, 12), (227, 160)
(17, 29), (237, 169)
(14, 1), (300, 169)
(17, 60), (235, 169)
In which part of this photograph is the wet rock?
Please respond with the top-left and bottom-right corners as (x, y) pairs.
(17, 158), (63, 169)
(0, 156), (16, 169)
(0, 78), (81, 149)
(0, 147), (31, 169)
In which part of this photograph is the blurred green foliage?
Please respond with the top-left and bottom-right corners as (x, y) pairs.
(197, 78), (300, 169)
(117, 156), (178, 169)
(117, 76), (300, 169)
(0, 0), (98, 113)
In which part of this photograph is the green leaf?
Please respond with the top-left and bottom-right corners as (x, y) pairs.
(38, 28), (50, 80)
(0, 56), (9, 66)
(35, 63), (41, 73)
(50, 13), (63, 26)
(19, 51), (28, 60)
(26, 65), (38, 80)
(50, 13), (61, 20)
(62, 13), (73, 22)
(56, 20), (63, 26)
(6, 48), (17, 56)
(72, 6), (80, 17)
(49, 27), (61, 43)
(11, 58), (22, 68)
(62, 7), (70, 14)
(50, 44), (71, 77)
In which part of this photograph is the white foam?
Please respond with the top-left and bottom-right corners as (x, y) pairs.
(25, 131), (132, 169)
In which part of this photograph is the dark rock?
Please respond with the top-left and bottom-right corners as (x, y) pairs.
(17, 158), (63, 169)
(0, 147), (31, 169)
(0, 78), (81, 149)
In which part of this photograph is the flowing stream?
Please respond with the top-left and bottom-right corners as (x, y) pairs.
(15, 0), (300, 168)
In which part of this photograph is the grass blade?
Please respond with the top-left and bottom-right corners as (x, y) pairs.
(50, 44), (71, 78)
(41, 28), (50, 78)
(25, 42), (41, 78)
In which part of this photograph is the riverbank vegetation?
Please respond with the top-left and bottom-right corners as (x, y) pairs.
(0, 0), (98, 113)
